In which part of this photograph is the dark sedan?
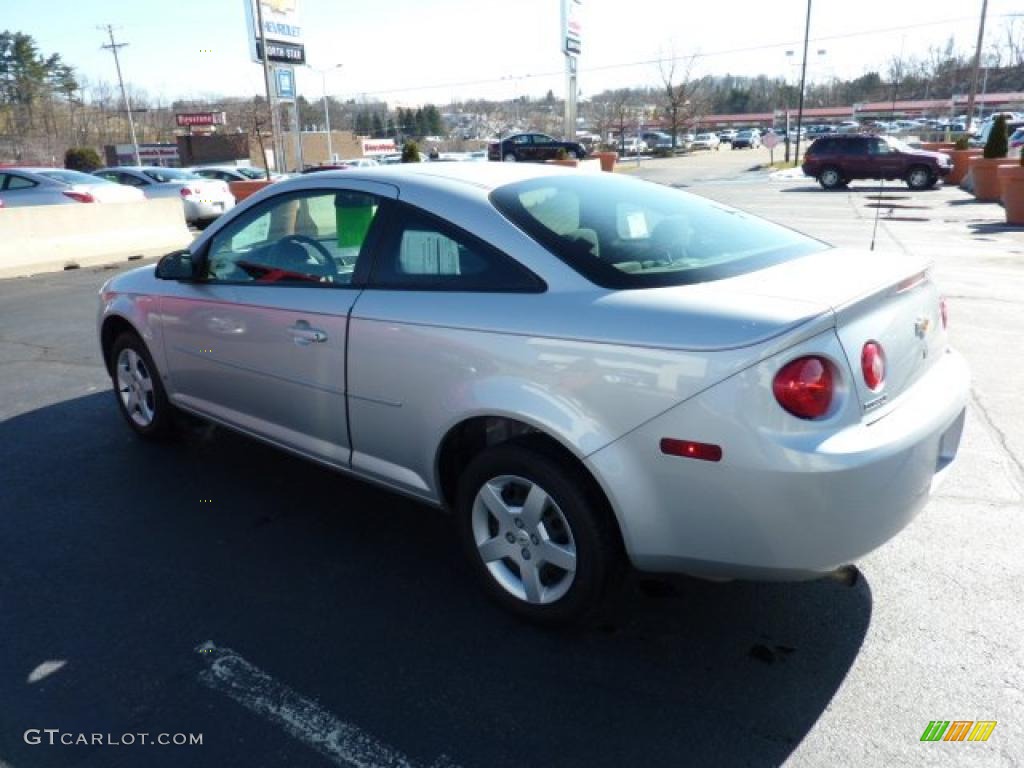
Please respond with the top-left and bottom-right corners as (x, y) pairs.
(488, 133), (588, 162)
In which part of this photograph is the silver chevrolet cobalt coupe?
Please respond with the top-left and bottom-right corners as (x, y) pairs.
(98, 164), (968, 623)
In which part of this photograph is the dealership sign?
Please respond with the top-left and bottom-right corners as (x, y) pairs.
(561, 0), (582, 56)
(244, 0), (306, 65)
(361, 139), (396, 156)
(175, 112), (226, 127)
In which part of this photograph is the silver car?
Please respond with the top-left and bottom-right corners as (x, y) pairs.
(97, 164), (969, 623)
(94, 166), (235, 225)
(0, 167), (144, 207)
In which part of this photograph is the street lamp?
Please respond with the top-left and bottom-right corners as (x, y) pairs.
(311, 64), (343, 162)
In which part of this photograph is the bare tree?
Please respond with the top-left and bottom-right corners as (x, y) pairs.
(657, 48), (707, 149)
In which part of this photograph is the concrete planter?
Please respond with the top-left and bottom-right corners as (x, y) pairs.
(920, 142), (955, 152)
(594, 151), (618, 172)
(997, 164), (1024, 225)
(942, 148), (982, 186)
(546, 158), (579, 168)
(969, 156), (1011, 202)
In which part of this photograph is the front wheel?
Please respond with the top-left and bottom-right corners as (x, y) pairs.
(905, 166), (934, 191)
(456, 442), (622, 625)
(575, 149), (586, 160)
(111, 332), (174, 440)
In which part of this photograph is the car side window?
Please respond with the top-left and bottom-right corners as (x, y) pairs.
(204, 189), (383, 286)
(368, 204), (543, 292)
(5, 174), (36, 190)
(512, 135), (531, 145)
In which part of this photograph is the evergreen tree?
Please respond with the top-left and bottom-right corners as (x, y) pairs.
(371, 111), (384, 137)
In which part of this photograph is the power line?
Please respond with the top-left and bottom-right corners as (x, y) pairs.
(344, 13), (1020, 99)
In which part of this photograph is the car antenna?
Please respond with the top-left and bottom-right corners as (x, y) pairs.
(871, 36), (905, 252)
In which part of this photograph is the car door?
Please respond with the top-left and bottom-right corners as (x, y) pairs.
(868, 138), (904, 179)
(158, 181), (397, 465)
(346, 201), (545, 498)
(531, 134), (557, 161)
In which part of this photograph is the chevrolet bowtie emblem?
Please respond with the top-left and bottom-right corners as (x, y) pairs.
(264, 0), (296, 14)
(914, 317), (931, 338)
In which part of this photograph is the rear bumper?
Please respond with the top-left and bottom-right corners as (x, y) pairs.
(586, 347), (969, 580)
(184, 198), (235, 222)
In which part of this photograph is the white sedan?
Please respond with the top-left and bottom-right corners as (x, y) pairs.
(94, 167), (235, 226)
(690, 133), (721, 150)
(98, 163), (968, 623)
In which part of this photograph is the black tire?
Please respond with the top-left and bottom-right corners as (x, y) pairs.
(456, 440), (622, 625)
(818, 166), (845, 190)
(110, 332), (175, 440)
(905, 165), (934, 191)
(575, 149), (586, 160)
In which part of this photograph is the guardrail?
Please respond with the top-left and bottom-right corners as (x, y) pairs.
(0, 198), (192, 279)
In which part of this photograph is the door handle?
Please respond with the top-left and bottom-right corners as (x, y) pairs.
(288, 321), (327, 345)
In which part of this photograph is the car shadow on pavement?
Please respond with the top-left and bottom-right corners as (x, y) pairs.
(0, 393), (872, 768)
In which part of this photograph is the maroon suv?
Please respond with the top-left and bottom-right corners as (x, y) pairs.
(801, 135), (952, 190)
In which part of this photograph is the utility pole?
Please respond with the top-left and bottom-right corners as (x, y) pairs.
(100, 24), (141, 166)
(964, 0), (989, 135)
(255, 0), (283, 175)
(792, 0), (812, 167)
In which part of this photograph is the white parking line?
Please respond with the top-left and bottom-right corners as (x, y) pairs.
(195, 641), (458, 768)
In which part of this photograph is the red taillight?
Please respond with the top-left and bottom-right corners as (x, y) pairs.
(860, 341), (885, 390)
(660, 438), (723, 462)
(940, 297), (948, 329)
(773, 356), (833, 419)
(62, 190), (95, 203)
(180, 187), (193, 197)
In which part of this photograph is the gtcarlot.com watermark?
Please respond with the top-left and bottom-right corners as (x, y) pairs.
(24, 729), (202, 747)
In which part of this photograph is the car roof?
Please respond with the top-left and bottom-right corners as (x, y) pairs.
(276, 161), (572, 193)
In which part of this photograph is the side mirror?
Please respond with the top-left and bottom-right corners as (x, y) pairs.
(155, 249), (198, 281)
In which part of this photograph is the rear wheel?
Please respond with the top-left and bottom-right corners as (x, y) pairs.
(503, 153), (517, 162)
(905, 165), (934, 191)
(575, 149), (586, 160)
(818, 166), (845, 190)
(456, 441), (622, 625)
(111, 332), (174, 440)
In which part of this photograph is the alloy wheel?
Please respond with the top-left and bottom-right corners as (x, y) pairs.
(116, 347), (156, 427)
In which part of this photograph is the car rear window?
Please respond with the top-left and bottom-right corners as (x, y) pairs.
(490, 174), (827, 289)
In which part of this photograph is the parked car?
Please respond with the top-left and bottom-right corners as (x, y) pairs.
(640, 131), (674, 151)
(94, 166), (234, 225)
(618, 136), (648, 155)
(487, 133), (588, 162)
(98, 163), (967, 624)
(835, 120), (861, 134)
(189, 165), (281, 202)
(190, 165), (279, 182)
(801, 134), (952, 190)
(717, 129), (738, 143)
(730, 129), (761, 149)
(0, 167), (144, 207)
(690, 133), (721, 150)
(1009, 127), (1024, 151)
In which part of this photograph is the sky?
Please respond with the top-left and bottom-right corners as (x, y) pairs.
(2, 0), (1022, 107)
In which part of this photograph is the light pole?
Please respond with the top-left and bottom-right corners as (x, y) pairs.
(792, 0), (813, 168)
(311, 64), (343, 163)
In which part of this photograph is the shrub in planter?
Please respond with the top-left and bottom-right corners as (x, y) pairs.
(970, 115), (1010, 201)
(401, 140), (420, 163)
(953, 136), (969, 151)
(64, 147), (102, 172)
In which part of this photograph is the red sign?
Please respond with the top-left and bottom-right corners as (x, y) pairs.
(176, 112), (226, 127)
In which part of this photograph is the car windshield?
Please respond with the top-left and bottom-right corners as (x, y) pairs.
(37, 169), (109, 185)
(142, 168), (201, 182)
(490, 174), (827, 289)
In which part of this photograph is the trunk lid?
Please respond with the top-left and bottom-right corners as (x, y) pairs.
(711, 247), (946, 415)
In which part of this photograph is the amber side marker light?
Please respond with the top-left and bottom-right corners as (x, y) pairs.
(660, 438), (723, 462)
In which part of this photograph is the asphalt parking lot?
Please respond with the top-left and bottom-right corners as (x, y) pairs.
(1, 151), (1022, 767)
